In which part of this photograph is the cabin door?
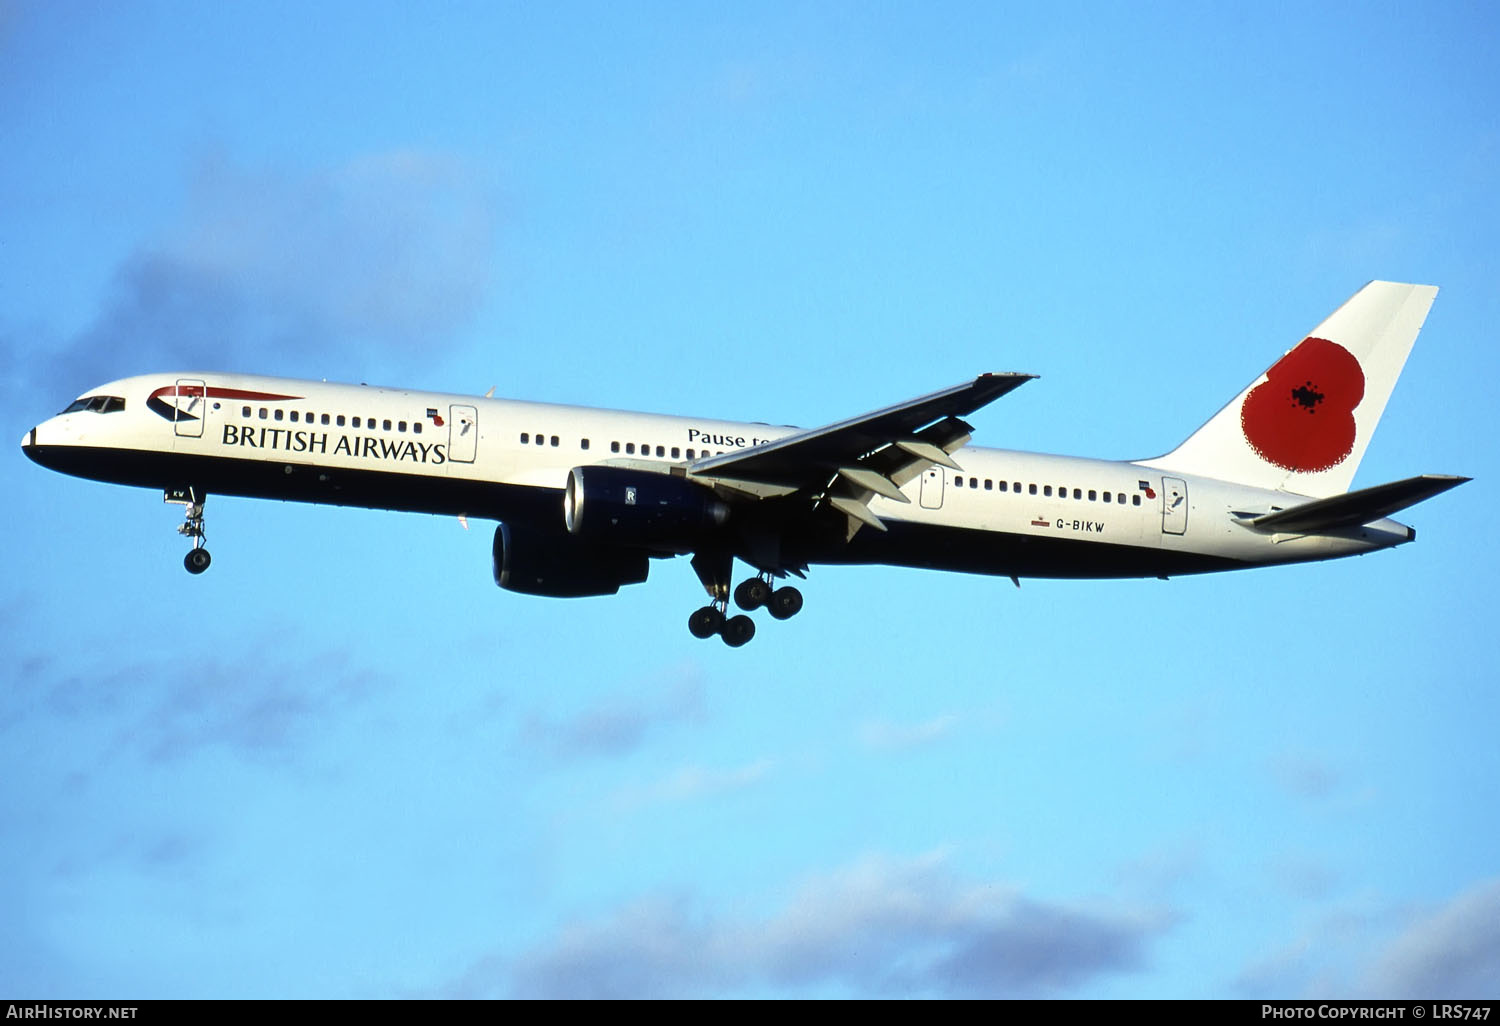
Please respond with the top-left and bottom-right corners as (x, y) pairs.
(448, 404), (478, 463)
(1161, 476), (1188, 535)
(919, 466), (945, 509)
(174, 378), (206, 438)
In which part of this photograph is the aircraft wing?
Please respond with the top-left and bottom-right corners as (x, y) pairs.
(688, 373), (1034, 537)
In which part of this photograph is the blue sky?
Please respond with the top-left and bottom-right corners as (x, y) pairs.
(3, 0), (1497, 999)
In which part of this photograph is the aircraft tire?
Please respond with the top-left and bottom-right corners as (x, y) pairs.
(734, 578), (770, 610)
(688, 606), (723, 639)
(721, 614), (755, 647)
(768, 586), (802, 620)
(185, 548), (212, 575)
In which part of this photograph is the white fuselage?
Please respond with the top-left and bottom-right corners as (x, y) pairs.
(22, 371), (1413, 581)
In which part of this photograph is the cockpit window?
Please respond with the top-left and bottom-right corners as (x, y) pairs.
(61, 395), (126, 414)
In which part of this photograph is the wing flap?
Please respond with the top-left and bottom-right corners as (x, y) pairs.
(824, 417), (975, 537)
(686, 373), (1031, 541)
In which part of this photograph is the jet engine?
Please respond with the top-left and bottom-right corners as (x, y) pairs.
(563, 466), (729, 546)
(492, 521), (649, 598)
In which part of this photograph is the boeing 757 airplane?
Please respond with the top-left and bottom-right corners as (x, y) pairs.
(23, 281), (1468, 645)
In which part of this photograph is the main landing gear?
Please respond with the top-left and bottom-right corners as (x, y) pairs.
(167, 487), (212, 574)
(733, 575), (803, 620)
(687, 552), (802, 647)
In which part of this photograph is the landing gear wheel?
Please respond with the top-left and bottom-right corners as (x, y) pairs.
(721, 614), (756, 647)
(734, 577), (771, 611)
(688, 606), (724, 639)
(768, 586), (803, 620)
(184, 548), (212, 575)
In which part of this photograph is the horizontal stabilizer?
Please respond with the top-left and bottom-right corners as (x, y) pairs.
(1245, 474), (1469, 534)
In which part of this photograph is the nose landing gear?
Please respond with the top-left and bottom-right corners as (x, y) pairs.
(167, 487), (211, 574)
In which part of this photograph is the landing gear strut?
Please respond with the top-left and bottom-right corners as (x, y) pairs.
(167, 487), (212, 574)
(689, 558), (802, 646)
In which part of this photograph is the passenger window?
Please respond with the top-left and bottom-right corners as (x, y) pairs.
(337, 415), (346, 427)
(322, 413), (331, 426)
(611, 441), (620, 453)
(1028, 484), (1037, 495)
(984, 480), (992, 490)
(1074, 488), (1081, 499)
(399, 421), (407, 433)
(999, 481), (1008, 492)
(1043, 485), (1052, 497)
(955, 477), (964, 488)
(413, 422), (422, 434)
(520, 433), (529, 444)
(352, 416), (361, 428)
(551, 436), (559, 447)
(1103, 492), (1112, 503)
(656, 445), (664, 457)
(274, 409), (284, 421)
(1132, 494), (1141, 506)
(1118, 493), (1126, 504)
(259, 408), (268, 420)
(671, 447), (680, 459)
(1088, 490), (1097, 501)
(626, 443), (635, 454)
(1013, 482), (1022, 492)
(581, 439), (590, 450)
(242, 406), (251, 418)
(687, 449), (696, 459)
(383, 419), (392, 431)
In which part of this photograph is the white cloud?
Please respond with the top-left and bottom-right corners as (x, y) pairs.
(1233, 879), (1500, 998)
(518, 668), (706, 760)
(1270, 750), (1341, 801)
(858, 713), (957, 751)
(17, 149), (499, 398)
(1365, 878), (1500, 997)
(611, 758), (775, 812)
(453, 851), (1169, 998)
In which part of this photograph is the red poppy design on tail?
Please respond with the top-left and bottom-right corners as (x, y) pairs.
(1240, 337), (1364, 473)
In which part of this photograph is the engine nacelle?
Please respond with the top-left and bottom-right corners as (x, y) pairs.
(492, 521), (649, 598)
(564, 466), (729, 546)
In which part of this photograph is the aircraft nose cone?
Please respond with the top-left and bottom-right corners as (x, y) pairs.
(22, 426), (37, 453)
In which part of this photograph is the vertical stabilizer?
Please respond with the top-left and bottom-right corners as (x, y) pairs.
(1141, 281), (1438, 497)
